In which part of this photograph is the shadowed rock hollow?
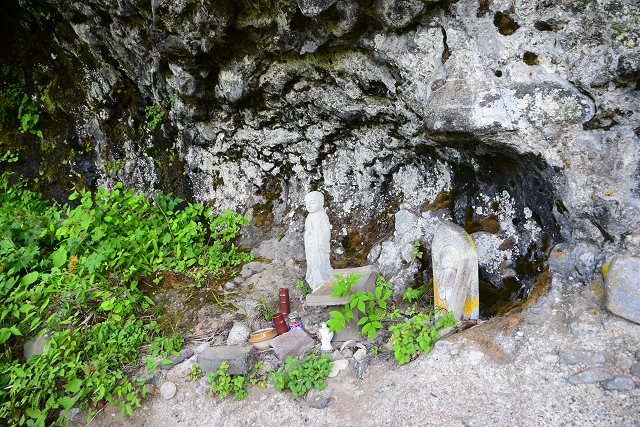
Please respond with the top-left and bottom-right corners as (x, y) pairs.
(1, 0), (639, 316)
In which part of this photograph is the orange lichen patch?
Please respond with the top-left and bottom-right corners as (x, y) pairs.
(555, 251), (563, 257)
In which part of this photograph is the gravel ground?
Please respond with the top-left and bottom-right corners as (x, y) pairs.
(74, 262), (640, 427)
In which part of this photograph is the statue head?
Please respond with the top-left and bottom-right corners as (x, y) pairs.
(305, 191), (324, 214)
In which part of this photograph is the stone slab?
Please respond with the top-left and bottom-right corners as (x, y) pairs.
(603, 255), (640, 324)
(306, 265), (377, 306)
(270, 328), (315, 361)
(306, 265), (377, 342)
(197, 345), (255, 375)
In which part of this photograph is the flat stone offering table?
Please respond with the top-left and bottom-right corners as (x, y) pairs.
(305, 265), (377, 342)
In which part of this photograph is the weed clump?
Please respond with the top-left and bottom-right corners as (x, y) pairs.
(0, 173), (253, 426)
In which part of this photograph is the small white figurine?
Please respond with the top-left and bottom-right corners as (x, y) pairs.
(317, 322), (334, 351)
(304, 191), (334, 291)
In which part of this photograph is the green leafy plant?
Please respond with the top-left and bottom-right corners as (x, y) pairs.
(296, 279), (311, 296)
(0, 174), (253, 426)
(411, 240), (423, 259)
(17, 93), (42, 138)
(270, 352), (333, 397)
(145, 105), (165, 131)
(207, 361), (264, 400)
(388, 310), (456, 364)
(188, 362), (203, 381)
(0, 142), (18, 163)
(402, 285), (427, 303)
(254, 293), (277, 320)
(326, 273), (393, 339)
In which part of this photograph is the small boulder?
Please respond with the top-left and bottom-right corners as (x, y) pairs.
(602, 376), (636, 391)
(328, 359), (349, 378)
(198, 345), (256, 375)
(603, 255), (640, 324)
(160, 381), (177, 399)
(354, 356), (373, 379)
(226, 322), (251, 346)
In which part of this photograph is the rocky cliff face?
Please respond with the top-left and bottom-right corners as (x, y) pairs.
(2, 0), (639, 316)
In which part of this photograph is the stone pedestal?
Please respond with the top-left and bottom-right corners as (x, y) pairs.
(306, 265), (377, 342)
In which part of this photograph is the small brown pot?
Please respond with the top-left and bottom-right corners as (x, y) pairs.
(272, 312), (289, 335)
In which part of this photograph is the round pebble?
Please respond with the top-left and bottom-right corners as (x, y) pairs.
(160, 381), (177, 399)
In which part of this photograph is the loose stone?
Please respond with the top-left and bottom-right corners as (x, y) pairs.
(160, 382), (177, 399)
(160, 347), (195, 370)
(602, 376), (636, 391)
(568, 368), (613, 385)
(328, 359), (349, 378)
(559, 350), (606, 365)
(354, 356), (372, 379)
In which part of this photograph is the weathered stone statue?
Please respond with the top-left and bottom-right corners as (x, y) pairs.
(304, 191), (333, 292)
(432, 220), (479, 320)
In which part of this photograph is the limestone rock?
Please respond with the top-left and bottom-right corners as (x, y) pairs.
(602, 376), (636, 391)
(297, 0), (338, 17)
(328, 359), (349, 378)
(160, 382), (177, 399)
(568, 368), (613, 385)
(226, 322), (251, 346)
(373, 0), (425, 29)
(603, 256), (640, 324)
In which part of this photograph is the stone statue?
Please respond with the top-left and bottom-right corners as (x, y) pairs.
(304, 191), (333, 292)
(432, 220), (479, 320)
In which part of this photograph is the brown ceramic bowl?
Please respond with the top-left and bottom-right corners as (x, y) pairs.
(249, 328), (277, 343)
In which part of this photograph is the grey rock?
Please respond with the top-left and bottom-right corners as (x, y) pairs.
(297, 0), (338, 17)
(630, 363), (640, 377)
(354, 355), (373, 379)
(23, 334), (49, 361)
(373, 0), (425, 29)
(307, 391), (331, 409)
(559, 350), (606, 365)
(604, 255), (640, 324)
(602, 376), (636, 391)
(635, 348), (640, 360)
(328, 359), (349, 378)
(615, 53), (640, 80)
(138, 369), (167, 387)
(270, 328), (315, 361)
(160, 347), (195, 370)
(198, 345), (256, 375)
(568, 368), (613, 385)
(226, 322), (251, 345)
(353, 348), (367, 361)
(160, 381), (177, 399)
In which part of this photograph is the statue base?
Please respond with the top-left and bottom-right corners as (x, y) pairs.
(306, 265), (377, 342)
